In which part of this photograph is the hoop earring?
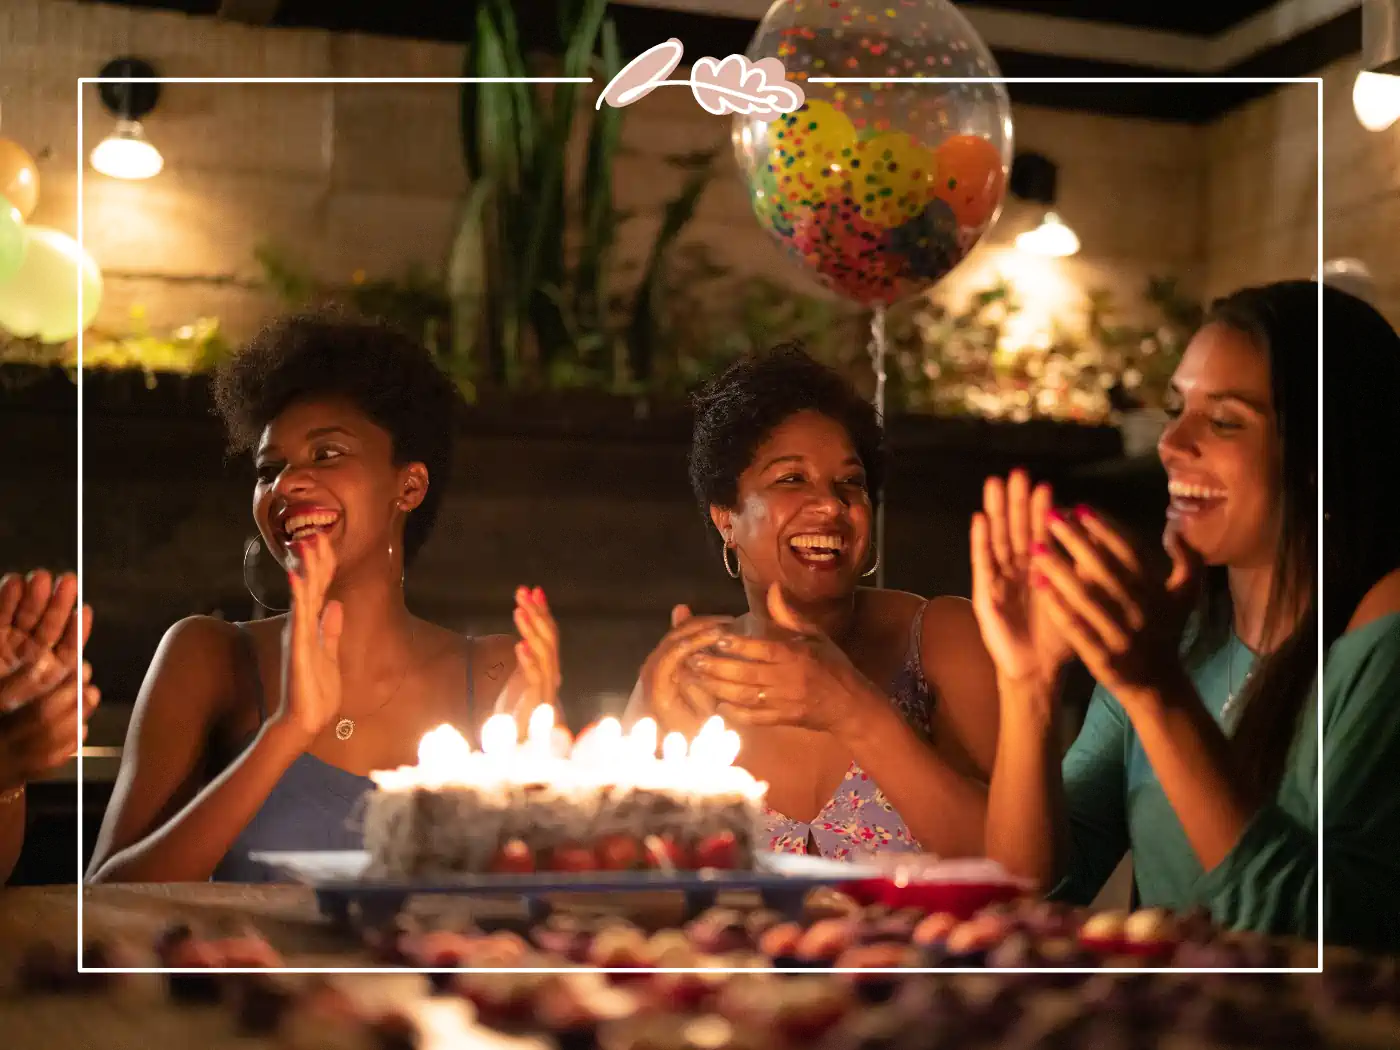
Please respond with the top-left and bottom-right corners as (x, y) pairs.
(722, 545), (740, 579)
(862, 551), (880, 578)
(242, 536), (289, 613)
(391, 500), (409, 588)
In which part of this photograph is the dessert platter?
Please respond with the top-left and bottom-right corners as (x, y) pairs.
(6, 894), (1400, 1050)
(5, 710), (1396, 1049)
(255, 713), (1028, 930)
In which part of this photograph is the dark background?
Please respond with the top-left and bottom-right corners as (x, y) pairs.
(2, 369), (1168, 883)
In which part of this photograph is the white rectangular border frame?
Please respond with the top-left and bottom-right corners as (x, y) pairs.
(73, 73), (1326, 975)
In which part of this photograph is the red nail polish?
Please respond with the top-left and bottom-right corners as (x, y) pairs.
(533, 587), (545, 604)
(1031, 572), (1048, 587)
(1031, 543), (1048, 555)
(1047, 509), (1065, 523)
(1075, 505), (1096, 521)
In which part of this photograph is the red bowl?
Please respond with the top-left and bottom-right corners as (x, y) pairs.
(830, 856), (1033, 919)
(839, 876), (1027, 919)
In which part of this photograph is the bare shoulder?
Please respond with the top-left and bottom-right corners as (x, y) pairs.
(1349, 568), (1400, 632)
(468, 633), (518, 677)
(917, 595), (994, 682)
(856, 586), (927, 643)
(920, 595), (982, 643)
(136, 615), (248, 723)
(916, 595), (997, 777)
(154, 614), (246, 672)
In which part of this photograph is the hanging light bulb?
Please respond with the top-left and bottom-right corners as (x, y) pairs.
(91, 118), (163, 180)
(1353, 71), (1400, 132)
(1015, 212), (1080, 257)
(91, 57), (165, 181)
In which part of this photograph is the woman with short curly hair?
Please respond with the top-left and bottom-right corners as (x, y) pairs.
(88, 312), (559, 883)
(628, 343), (999, 860)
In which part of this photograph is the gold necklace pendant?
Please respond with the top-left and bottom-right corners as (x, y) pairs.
(335, 718), (355, 741)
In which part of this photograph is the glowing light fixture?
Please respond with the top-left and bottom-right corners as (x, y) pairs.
(1353, 71), (1400, 131)
(1009, 151), (1079, 258)
(91, 57), (164, 180)
(1015, 211), (1081, 257)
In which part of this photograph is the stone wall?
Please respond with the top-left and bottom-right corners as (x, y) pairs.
(3, 0), (1222, 348)
(1203, 56), (1399, 328)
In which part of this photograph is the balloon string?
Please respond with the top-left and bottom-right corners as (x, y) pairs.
(869, 305), (888, 590)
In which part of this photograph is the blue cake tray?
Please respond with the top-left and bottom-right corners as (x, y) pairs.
(250, 850), (875, 930)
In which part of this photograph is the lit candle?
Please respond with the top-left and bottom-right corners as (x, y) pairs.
(549, 725), (573, 759)
(526, 704), (555, 754)
(661, 731), (688, 765)
(627, 716), (659, 760)
(480, 713), (518, 756)
(373, 705), (768, 802)
(411, 724), (474, 788)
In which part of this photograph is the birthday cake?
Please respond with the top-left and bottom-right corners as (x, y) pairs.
(363, 710), (768, 877)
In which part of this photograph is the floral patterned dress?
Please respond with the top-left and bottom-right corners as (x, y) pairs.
(763, 602), (935, 860)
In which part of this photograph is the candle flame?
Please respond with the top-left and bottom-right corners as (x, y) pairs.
(527, 703), (555, 745)
(383, 711), (764, 801)
(480, 712), (518, 756)
(549, 725), (573, 759)
(661, 731), (688, 763)
(417, 723), (472, 770)
(628, 716), (658, 758)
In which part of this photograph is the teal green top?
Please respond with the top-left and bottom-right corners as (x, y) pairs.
(1053, 612), (1400, 953)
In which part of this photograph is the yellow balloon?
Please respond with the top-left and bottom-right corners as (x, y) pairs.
(0, 226), (103, 344)
(0, 139), (40, 221)
(767, 100), (859, 209)
(845, 132), (941, 229)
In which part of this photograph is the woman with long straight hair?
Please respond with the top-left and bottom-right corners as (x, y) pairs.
(975, 281), (1400, 952)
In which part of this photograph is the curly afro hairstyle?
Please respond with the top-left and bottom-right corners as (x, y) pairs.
(688, 342), (885, 530)
(213, 310), (461, 567)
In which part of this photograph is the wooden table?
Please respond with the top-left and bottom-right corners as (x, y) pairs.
(0, 884), (568, 1049)
(3, 885), (1397, 1050)
(0, 883), (708, 967)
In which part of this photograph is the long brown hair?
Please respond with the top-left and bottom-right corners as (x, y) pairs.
(1183, 282), (1400, 797)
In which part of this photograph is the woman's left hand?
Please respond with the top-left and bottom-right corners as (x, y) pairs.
(675, 583), (872, 733)
(1031, 508), (1201, 703)
(497, 586), (561, 718)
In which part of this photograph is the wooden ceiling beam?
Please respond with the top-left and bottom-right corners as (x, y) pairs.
(216, 0), (283, 25)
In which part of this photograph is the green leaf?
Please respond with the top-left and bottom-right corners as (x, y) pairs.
(576, 18), (624, 333)
(445, 176), (497, 373)
(626, 150), (718, 380)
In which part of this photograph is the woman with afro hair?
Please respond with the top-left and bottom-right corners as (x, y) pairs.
(628, 343), (999, 860)
(88, 312), (559, 883)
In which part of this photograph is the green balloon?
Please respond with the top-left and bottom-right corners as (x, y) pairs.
(0, 225), (103, 344)
(0, 193), (23, 284)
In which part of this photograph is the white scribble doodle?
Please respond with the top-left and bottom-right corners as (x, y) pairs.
(597, 39), (805, 116)
(690, 55), (804, 117)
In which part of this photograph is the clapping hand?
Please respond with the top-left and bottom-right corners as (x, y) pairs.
(495, 586), (562, 720)
(676, 583), (870, 734)
(0, 570), (99, 794)
(970, 472), (1074, 687)
(277, 532), (344, 739)
(1031, 510), (1202, 704)
(635, 606), (737, 736)
(0, 571), (86, 678)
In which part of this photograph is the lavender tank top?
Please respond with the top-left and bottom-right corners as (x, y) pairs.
(210, 625), (474, 883)
(763, 601), (934, 860)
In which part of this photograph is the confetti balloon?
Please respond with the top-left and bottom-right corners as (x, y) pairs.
(734, 0), (1012, 306)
